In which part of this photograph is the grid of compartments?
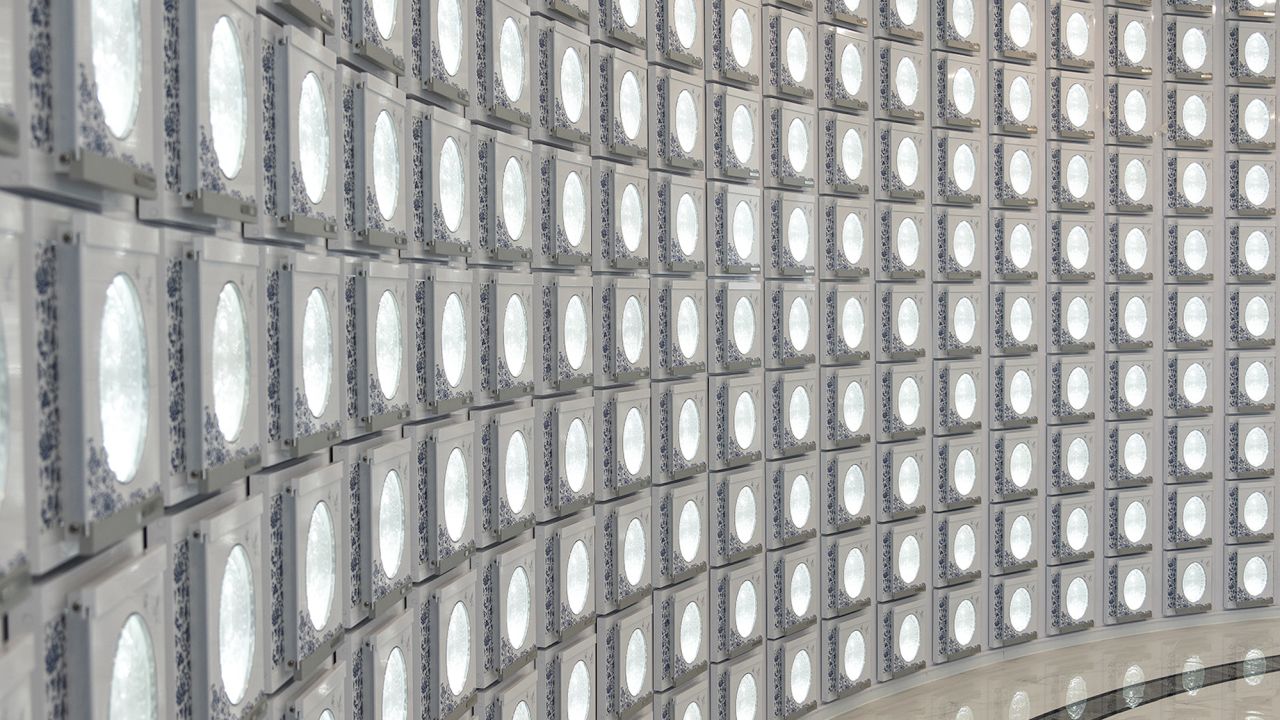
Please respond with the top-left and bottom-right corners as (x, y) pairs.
(0, 0), (1276, 717)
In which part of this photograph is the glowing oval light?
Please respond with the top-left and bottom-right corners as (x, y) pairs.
(730, 9), (753, 67)
(379, 469), (406, 575)
(1066, 507), (1089, 550)
(1010, 442), (1033, 488)
(736, 673), (757, 720)
(896, 217), (920, 267)
(953, 221), (976, 268)
(501, 156), (526, 242)
(1184, 430), (1208, 471)
(563, 295), (588, 370)
(505, 431), (529, 514)
(624, 517), (646, 585)
(953, 143), (976, 191)
(1183, 296), (1208, 338)
(1010, 150), (1033, 195)
(438, 137), (465, 233)
(675, 89), (698, 153)
(1065, 83), (1089, 128)
(437, 0), (463, 76)
(735, 580), (757, 637)
(1182, 28), (1207, 70)
(619, 71), (644, 141)
(735, 485), (757, 543)
(304, 501), (336, 630)
(507, 566), (531, 648)
(895, 0), (918, 24)
(788, 296), (810, 352)
(1010, 515), (1032, 559)
(841, 298), (864, 350)
(788, 386), (810, 441)
(1246, 32), (1271, 74)
(897, 376), (921, 426)
(1064, 12), (1089, 56)
(1008, 2), (1032, 48)
(1183, 163), (1209, 205)
(785, 27), (808, 83)
(1245, 426), (1270, 468)
(1066, 154), (1090, 199)
(954, 599), (976, 645)
(1066, 366), (1090, 411)
(1123, 89), (1147, 133)
(298, 74), (330, 204)
(733, 297), (755, 354)
(896, 137), (919, 186)
(1244, 492), (1269, 532)
(897, 297), (920, 346)
(1123, 20), (1146, 64)
(954, 449), (977, 495)
(619, 183), (644, 253)
(790, 650), (811, 704)
(786, 207), (809, 263)
(91, 0), (142, 139)
(372, 111), (400, 220)
(840, 45), (863, 96)
(1009, 587), (1032, 631)
(897, 534), (920, 583)
(1123, 569), (1147, 611)
(445, 602), (471, 695)
(299, 289), (333, 419)
(840, 129), (863, 181)
(676, 193), (699, 257)
(218, 545), (256, 705)
(1181, 94), (1208, 139)
(619, 0), (640, 26)
(843, 547), (865, 598)
(731, 104), (754, 164)
(1244, 556), (1269, 596)
(1245, 99), (1271, 141)
(953, 68), (976, 115)
(1066, 578), (1089, 620)
(499, 18), (525, 102)
(560, 171), (587, 248)
(1009, 76), (1033, 122)
(680, 601), (702, 664)
(790, 562), (812, 615)
(1245, 231), (1271, 271)
(1124, 159), (1148, 202)
(440, 293), (467, 388)
(676, 296), (701, 360)
(1183, 562), (1207, 603)
(565, 417), (589, 492)
(109, 614), (158, 720)
(1067, 437), (1089, 481)
(1009, 223), (1033, 269)
(954, 523), (977, 571)
(1124, 432), (1148, 475)
(1009, 369), (1033, 415)
(502, 293), (528, 378)
(842, 381), (865, 433)
(898, 456), (920, 505)
(678, 499), (701, 561)
(954, 372), (977, 420)
(674, 0), (697, 49)
(1122, 296), (1148, 340)
(844, 631), (865, 681)
(843, 465), (865, 516)
(212, 282), (250, 442)
(734, 391), (756, 450)
(732, 200), (755, 260)
(209, 17), (247, 179)
(566, 540), (590, 614)
(621, 295), (645, 364)
(624, 629), (646, 697)
(787, 118), (809, 173)
(567, 661), (591, 720)
(1246, 164), (1271, 206)
(1183, 496), (1207, 537)
(99, 274), (149, 483)
(442, 448), (469, 543)
(898, 613), (921, 661)
(374, 290), (402, 400)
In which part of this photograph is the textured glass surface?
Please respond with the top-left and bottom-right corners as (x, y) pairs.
(619, 0), (640, 27)
(212, 282), (250, 442)
(1246, 231), (1271, 271)
(839, 129), (863, 183)
(620, 71), (643, 140)
(620, 183), (643, 252)
(503, 293), (528, 377)
(500, 18), (525, 102)
(843, 465), (864, 515)
(440, 293), (467, 387)
(305, 501), (336, 630)
(1183, 496), (1207, 537)
(1010, 515), (1032, 559)
(1065, 12), (1088, 55)
(677, 296), (700, 359)
(1184, 429), (1208, 471)
(954, 448), (977, 495)
(787, 118), (809, 173)
(379, 469), (406, 575)
(371, 0), (397, 38)
(1009, 223), (1033, 268)
(953, 297), (976, 344)
(99, 274), (149, 483)
(895, 0), (917, 23)
(844, 631), (865, 681)
(896, 217), (920, 266)
(1245, 98), (1270, 141)
(1123, 569), (1146, 611)
(564, 295), (588, 370)
(623, 517), (646, 585)
(567, 661), (591, 720)
(785, 28), (808, 83)
(621, 295), (645, 363)
(790, 561), (812, 615)
(843, 547), (865, 598)
(1246, 164), (1271, 206)
(1244, 557), (1269, 596)
(954, 599), (976, 645)
(1010, 370), (1033, 414)
(841, 298), (864, 349)
(219, 545), (256, 705)
(1183, 562), (1207, 603)
(1066, 366), (1090, 410)
(734, 391), (756, 449)
(896, 137), (918, 186)
(790, 650), (811, 703)
(1010, 150), (1033, 195)
(953, 220), (976, 268)
(898, 457), (920, 505)
(736, 673), (758, 720)
(375, 291), (403, 399)
(1124, 432), (1147, 475)
(301, 289), (333, 417)
(437, 0), (463, 75)
(788, 386), (810, 441)
(1066, 154), (1090, 199)
(897, 535), (920, 583)
(1246, 296), (1270, 338)
(1066, 296), (1089, 340)
(678, 499), (701, 561)
(789, 474), (811, 528)
(502, 157), (527, 242)
(1182, 28), (1207, 69)
(735, 580), (757, 637)
(1123, 89), (1147, 132)
(674, 0), (697, 49)
(209, 18), (247, 179)
(507, 566), (531, 648)
(109, 614), (158, 720)
(954, 371), (977, 419)
(732, 200), (755, 259)
(842, 380), (865, 432)
(1008, 2), (1032, 48)
(446, 602), (471, 695)
(1066, 578), (1088, 620)
(1122, 228), (1148, 271)
(1182, 362), (1207, 404)
(91, 0), (142, 138)
(562, 171), (587, 248)
(899, 614), (921, 662)
(444, 448), (469, 542)
(787, 296), (810, 351)
(897, 376), (921, 425)
(731, 104), (754, 164)
(897, 296), (920, 345)
(1009, 76), (1032, 122)
(678, 399), (699, 461)
(676, 192), (699, 256)
(1064, 225), (1089, 269)
(733, 297), (755, 353)
(1123, 159), (1147, 201)
(565, 417), (589, 492)
(675, 89), (698, 153)
(1182, 94), (1208, 137)
(1066, 507), (1089, 550)
(954, 523), (976, 570)
(680, 601), (702, 663)
(1067, 437), (1089, 481)
(566, 539), (590, 613)
(624, 629), (646, 696)
(1065, 83), (1089, 128)
(1123, 20), (1146, 63)
(299, 73), (330, 204)
(1183, 163), (1208, 205)
(372, 111), (400, 221)
(730, 8), (753, 66)
(437, 137), (465, 233)
(623, 407), (645, 475)
(560, 47), (585, 124)
(840, 45), (863, 96)
(1246, 32), (1271, 73)
(1120, 501), (1147, 544)
(1123, 296), (1147, 339)
(1010, 442), (1033, 487)
(1010, 587), (1032, 631)
(1245, 426), (1270, 468)
(1009, 297), (1034, 341)
(734, 485), (756, 544)
(505, 430), (529, 514)
(953, 143), (976, 191)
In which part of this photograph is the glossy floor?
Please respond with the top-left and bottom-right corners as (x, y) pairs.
(822, 614), (1280, 719)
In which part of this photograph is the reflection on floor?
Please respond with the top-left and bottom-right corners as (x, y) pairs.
(824, 617), (1280, 719)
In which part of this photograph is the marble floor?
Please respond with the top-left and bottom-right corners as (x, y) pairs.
(821, 616), (1280, 719)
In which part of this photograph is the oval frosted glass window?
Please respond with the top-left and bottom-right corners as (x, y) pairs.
(624, 518), (647, 585)
(787, 118), (809, 173)
(896, 137), (919, 186)
(1182, 299), (1209, 344)
(1123, 296), (1147, 340)
(954, 599), (976, 645)
(790, 650), (811, 704)
(954, 372), (977, 420)
(109, 614), (158, 720)
(676, 192), (699, 257)
(841, 298), (864, 350)
(679, 601), (701, 663)
(731, 104), (754, 164)
(1009, 223), (1033, 270)
(895, 59), (919, 110)
(1246, 164), (1272, 206)
(898, 613), (921, 662)
(897, 376), (920, 425)
(212, 282), (250, 443)
(439, 293), (468, 388)
(842, 381), (864, 432)
(566, 539), (590, 614)
(844, 631), (865, 682)
(732, 200), (755, 260)
(735, 486), (757, 543)
(736, 673), (758, 720)
(896, 0), (918, 25)
(1244, 556), (1269, 596)
(1066, 154), (1090, 199)
(1010, 150), (1033, 195)
(897, 296), (920, 346)
(438, 0), (463, 76)
(622, 295), (645, 364)
(1065, 83), (1089, 128)
(953, 143), (976, 191)
(1009, 76), (1032, 122)
(624, 629), (647, 697)
(840, 45), (863, 97)
(788, 386), (810, 441)
(789, 474), (811, 528)
(678, 399), (699, 462)
(219, 545), (256, 705)
(620, 71), (643, 140)
(1065, 12), (1089, 56)
(567, 661), (591, 720)
(844, 464), (864, 515)
(1123, 569), (1146, 610)
(1067, 437), (1089, 481)
(1245, 426), (1270, 468)
(371, 0), (397, 38)
(1010, 514), (1032, 559)
(564, 294), (589, 370)
(1124, 159), (1147, 201)
(375, 290), (402, 400)
(503, 293), (528, 377)
(730, 8), (753, 67)
(953, 297), (977, 344)
(677, 296), (700, 359)
(789, 562), (812, 615)
(679, 499), (701, 562)
(565, 417), (590, 492)
(843, 547), (865, 598)
(1066, 507), (1089, 550)
(1122, 501), (1147, 544)
(623, 407), (646, 475)
(897, 535), (920, 583)
(506, 430), (529, 514)
(734, 391), (756, 450)
(1123, 20), (1146, 64)
(371, 111), (400, 221)
(437, 137), (465, 233)
(446, 602), (471, 695)
(1183, 163), (1209, 205)
(1066, 578), (1088, 621)
(619, 183), (644, 252)
(1246, 296), (1271, 339)
(1009, 587), (1032, 631)
(954, 448), (977, 495)
(99, 274), (149, 483)
(1244, 492), (1269, 532)
(898, 456), (920, 505)
(1066, 366), (1090, 410)
(786, 207), (809, 263)
(954, 524), (977, 571)
(1010, 442), (1033, 488)
(735, 578), (759, 636)
(785, 27), (807, 83)
(788, 296), (810, 352)
(561, 47), (585, 124)
(733, 297), (755, 354)
(1007, 296), (1035, 344)
(896, 217), (920, 266)
(562, 171), (586, 248)
(209, 17), (247, 179)
(1123, 228), (1148, 271)
(952, 220), (976, 268)
(507, 566), (531, 648)
(952, 68), (976, 115)
(1066, 296), (1090, 340)
(1124, 432), (1147, 475)
(1246, 31), (1271, 74)
(383, 647), (408, 720)
(296, 72), (330, 203)
(1183, 94), (1208, 138)
(1063, 225), (1089, 270)
(1183, 496), (1207, 537)
(1008, 2), (1032, 48)
(301, 288), (333, 418)
(91, 0), (142, 139)
(951, 0), (975, 37)
(1183, 562), (1207, 603)
(443, 448), (469, 542)
(1182, 28), (1207, 69)
(1009, 369), (1033, 415)
(619, 0), (641, 26)
(379, 469), (406, 575)
(1245, 99), (1271, 141)
(674, 0), (697, 49)
(500, 18), (525, 102)
(1123, 89), (1147, 133)
(305, 501), (336, 630)
(1184, 429), (1208, 471)
(501, 157), (527, 242)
